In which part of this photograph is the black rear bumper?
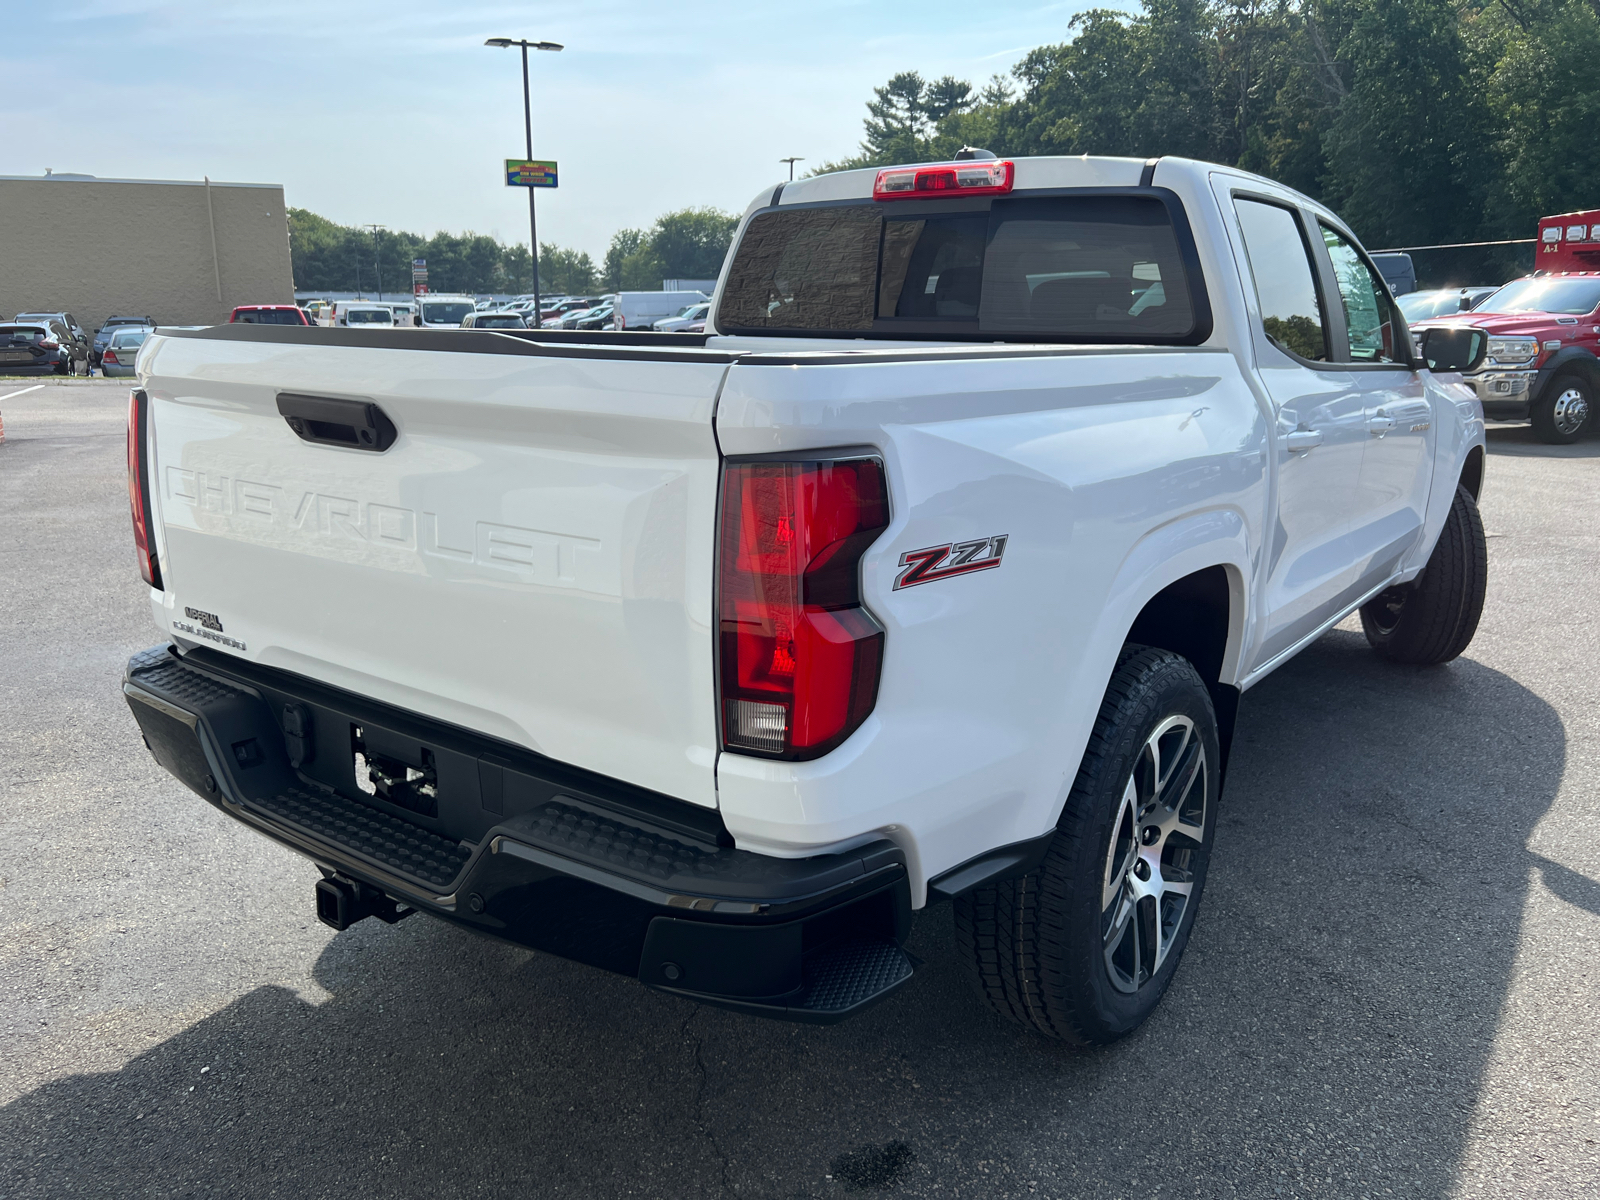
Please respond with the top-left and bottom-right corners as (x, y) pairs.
(123, 646), (914, 1022)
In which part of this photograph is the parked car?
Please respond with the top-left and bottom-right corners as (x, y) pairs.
(571, 303), (615, 331)
(336, 304), (396, 327)
(88, 315), (155, 367)
(230, 305), (310, 326)
(123, 153), (1488, 1041)
(653, 302), (712, 332)
(416, 295), (478, 329)
(682, 318), (707, 334)
(99, 326), (152, 378)
(1398, 288), (1497, 322)
(461, 311), (529, 329)
(15, 311), (91, 371)
(0, 321), (78, 374)
(14, 310), (87, 345)
(613, 291), (708, 331)
(559, 299), (615, 330)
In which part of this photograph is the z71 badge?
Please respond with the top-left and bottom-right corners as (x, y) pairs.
(893, 535), (1008, 590)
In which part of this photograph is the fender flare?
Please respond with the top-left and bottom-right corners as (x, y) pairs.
(1093, 507), (1253, 683)
(1532, 346), (1600, 404)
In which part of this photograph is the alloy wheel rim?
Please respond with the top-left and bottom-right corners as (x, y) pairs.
(1553, 387), (1589, 436)
(1101, 714), (1208, 994)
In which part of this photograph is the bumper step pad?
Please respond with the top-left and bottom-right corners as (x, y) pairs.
(125, 647), (471, 893)
(253, 787), (470, 891)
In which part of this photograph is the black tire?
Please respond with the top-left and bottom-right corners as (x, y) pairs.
(954, 646), (1219, 1043)
(1359, 486), (1486, 665)
(1530, 374), (1593, 444)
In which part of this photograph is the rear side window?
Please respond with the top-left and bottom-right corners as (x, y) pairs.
(1233, 199), (1329, 363)
(718, 194), (1206, 342)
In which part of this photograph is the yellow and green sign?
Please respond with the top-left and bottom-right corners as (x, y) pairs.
(505, 160), (558, 188)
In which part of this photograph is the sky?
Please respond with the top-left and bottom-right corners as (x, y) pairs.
(2, 1), (1107, 261)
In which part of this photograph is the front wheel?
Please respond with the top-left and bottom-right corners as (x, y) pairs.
(954, 646), (1218, 1043)
(1360, 485), (1486, 664)
(1530, 374), (1593, 444)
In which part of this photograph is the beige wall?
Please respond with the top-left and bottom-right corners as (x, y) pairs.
(0, 175), (294, 333)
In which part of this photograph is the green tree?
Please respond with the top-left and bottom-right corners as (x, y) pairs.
(604, 229), (648, 291)
(1320, 0), (1495, 248)
(539, 243), (599, 294)
(650, 208), (739, 281)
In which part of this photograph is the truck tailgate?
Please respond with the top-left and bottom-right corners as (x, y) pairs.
(141, 329), (732, 808)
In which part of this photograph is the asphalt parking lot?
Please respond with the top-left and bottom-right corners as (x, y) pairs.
(1, 377), (1597, 1199)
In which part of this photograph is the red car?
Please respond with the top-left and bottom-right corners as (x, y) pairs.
(229, 305), (309, 326)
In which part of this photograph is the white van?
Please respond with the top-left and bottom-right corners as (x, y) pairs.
(388, 302), (418, 328)
(612, 291), (708, 331)
(416, 294), (478, 329)
(332, 302), (395, 328)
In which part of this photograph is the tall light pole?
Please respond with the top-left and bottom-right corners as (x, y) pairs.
(486, 36), (563, 321)
(780, 156), (804, 181)
(365, 223), (386, 302)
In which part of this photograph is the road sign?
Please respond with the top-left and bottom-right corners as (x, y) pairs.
(506, 159), (559, 188)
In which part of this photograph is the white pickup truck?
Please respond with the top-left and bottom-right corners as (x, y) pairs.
(122, 153), (1487, 1042)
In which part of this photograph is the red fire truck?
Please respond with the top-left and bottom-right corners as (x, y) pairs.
(1412, 208), (1600, 443)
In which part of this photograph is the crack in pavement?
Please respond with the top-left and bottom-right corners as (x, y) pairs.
(682, 1007), (738, 1198)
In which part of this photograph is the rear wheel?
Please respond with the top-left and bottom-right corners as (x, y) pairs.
(1360, 485), (1486, 664)
(1530, 374), (1593, 444)
(954, 646), (1218, 1043)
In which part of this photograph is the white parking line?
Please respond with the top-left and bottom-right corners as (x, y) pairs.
(0, 384), (46, 401)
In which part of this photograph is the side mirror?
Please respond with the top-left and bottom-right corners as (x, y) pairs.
(1417, 327), (1486, 373)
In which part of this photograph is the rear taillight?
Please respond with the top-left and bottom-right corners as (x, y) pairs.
(718, 457), (889, 759)
(103, 349), (119, 365)
(39, 338), (59, 350)
(127, 389), (164, 590)
(874, 159), (1014, 200)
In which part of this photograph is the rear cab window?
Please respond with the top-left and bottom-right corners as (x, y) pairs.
(718, 191), (1210, 343)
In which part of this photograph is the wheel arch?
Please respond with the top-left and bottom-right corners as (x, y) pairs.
(1459, 444), (1484, 500)
(1098, 510), (1253, 774)
(1533, 347), (1600, 403)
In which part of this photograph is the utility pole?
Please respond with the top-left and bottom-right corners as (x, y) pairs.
(780, 157), (804, 181)
(486, 37), (563, 321)
(366, 224), (386, 302)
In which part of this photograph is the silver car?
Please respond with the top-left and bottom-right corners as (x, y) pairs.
(99, 326), (151, 378)
(653, 302), (711, 333)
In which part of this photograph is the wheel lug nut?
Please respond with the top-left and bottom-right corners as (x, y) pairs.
(1133, 860), (1152, 881)
(1141, 826), (1160, 845)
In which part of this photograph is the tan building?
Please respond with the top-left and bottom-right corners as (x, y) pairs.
(0, 172), (294, 333)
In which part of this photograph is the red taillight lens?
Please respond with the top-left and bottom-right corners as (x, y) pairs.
(127, 389), (164, 590)
(718, 457), (889, 759)
(39, 338), (59, 350)
(874, 159), (1014, 200)
(103, 349), (120, 365)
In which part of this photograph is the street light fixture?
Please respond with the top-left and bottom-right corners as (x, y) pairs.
(486, 36), (563, 322)
(780, 156), (804, 181)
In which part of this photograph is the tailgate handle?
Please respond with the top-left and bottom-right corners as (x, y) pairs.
(276, 393), (397, 452)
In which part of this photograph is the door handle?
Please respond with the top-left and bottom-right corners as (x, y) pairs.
(1285, 429), (1323, 453)
(1367, 412), (1396, 436)
(276, 393), (397, 452)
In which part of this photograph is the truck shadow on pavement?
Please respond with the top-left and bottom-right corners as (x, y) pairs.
(0, 631), (1568, 1199)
